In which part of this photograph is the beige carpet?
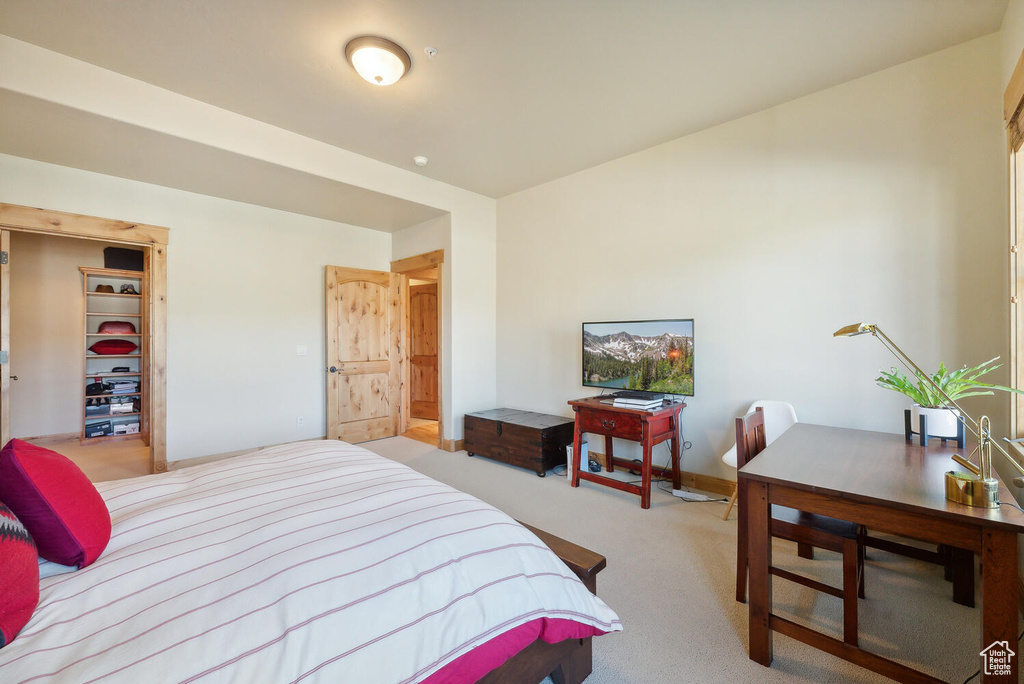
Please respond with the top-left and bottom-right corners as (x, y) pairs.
(364, 436), (1017, 684)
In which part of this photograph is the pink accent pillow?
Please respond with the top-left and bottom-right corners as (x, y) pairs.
(0, 502), (39, 648)
(0, 440), (111, 568)
(88, 339), (138, 355)
(97, 320), (137, 334)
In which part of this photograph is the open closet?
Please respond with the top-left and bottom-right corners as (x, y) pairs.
(9, 234), (148, 479)
(0, 203), (168, 478)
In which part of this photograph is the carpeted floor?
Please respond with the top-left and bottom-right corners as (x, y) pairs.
(364, 436), (1016, 684)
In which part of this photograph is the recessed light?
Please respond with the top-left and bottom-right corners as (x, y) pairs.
(345, 36), (411, 86)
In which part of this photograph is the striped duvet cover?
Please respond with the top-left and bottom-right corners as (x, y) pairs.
(0, 440), (621, 683)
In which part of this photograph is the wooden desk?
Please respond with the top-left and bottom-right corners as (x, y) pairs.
(567, 396), (685, 509)
(739, 424), (1024, 683)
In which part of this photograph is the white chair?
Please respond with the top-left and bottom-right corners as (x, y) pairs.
(721, 400), (798, 521)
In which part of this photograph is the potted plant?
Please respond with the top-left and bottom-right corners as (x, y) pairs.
(875, 357), (1023, 438)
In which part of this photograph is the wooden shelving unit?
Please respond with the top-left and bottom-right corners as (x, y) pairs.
(80, 267), (147, 444)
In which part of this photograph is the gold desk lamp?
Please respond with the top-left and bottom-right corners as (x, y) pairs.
(834, 323), (1024, 508)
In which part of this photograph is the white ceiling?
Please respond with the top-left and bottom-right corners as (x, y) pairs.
(0, 90), (446, 231)
(0, 0), (1010, 203)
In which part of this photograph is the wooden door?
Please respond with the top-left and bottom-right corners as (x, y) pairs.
(325, 266), (404, 443)
(410, 283), (438, 420)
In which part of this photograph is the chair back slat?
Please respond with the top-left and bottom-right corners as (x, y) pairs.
(735, 406), (767, 469)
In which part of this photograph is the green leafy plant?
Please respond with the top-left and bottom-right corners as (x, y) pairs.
(875, 357), (1024, 407)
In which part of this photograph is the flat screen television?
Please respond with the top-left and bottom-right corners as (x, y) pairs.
(582, 319), (694, 397)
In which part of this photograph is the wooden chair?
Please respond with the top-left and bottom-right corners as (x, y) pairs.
(735, 407), (866, 646)
(721, 400), (798, 520)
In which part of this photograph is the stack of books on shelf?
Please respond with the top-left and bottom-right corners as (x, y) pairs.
(612, 395), (664, 410)
(110, 381), (138, 395)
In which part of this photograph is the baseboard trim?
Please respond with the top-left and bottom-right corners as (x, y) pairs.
(442, 438), (464, 453)
(588, 451), (734, 497)
(686, 472), (735, 497)
(21, 432), (80, 445)
(167, 436), (327, 471)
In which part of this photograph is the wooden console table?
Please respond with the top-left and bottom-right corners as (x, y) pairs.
(567, 396), (685, 509)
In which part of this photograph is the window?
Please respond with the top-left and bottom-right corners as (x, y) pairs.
(1008, 50), (1024, 437)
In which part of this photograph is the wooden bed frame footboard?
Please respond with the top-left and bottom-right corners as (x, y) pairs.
(477, 522), (608, 684)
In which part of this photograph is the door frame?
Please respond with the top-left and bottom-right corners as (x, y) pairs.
(0, 203), (170, 473)
(390, 249), (445, 450)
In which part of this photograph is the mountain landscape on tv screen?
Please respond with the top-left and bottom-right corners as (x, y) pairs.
(583, 330), (693, 394)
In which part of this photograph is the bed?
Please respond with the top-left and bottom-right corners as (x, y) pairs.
(0, 440), (621, 683)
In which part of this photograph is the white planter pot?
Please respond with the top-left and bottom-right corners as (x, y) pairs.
(910, 405), (960, 438)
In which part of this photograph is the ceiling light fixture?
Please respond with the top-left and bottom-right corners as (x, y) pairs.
(345, 36), (411, 86)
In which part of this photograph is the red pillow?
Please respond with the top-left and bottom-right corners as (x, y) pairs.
(97, 320), (137, 334)
(88, 339), (137, 355)
(0, 440), (111, 568)
(0, 502), (40, 648)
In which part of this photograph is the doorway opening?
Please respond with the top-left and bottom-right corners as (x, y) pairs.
(405, 278), (439, 446)
(9, 232), (151, 480)
(0, 203), (169, 476)
(391, 250), (443, 450)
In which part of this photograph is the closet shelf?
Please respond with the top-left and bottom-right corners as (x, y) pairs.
(80, 266), (146, 445)
(85, 412), (142, 420)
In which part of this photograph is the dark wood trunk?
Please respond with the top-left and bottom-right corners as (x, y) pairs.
(464, 409), (575, 477)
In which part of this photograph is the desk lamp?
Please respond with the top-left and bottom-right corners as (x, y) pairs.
(834, 323), (1024, 508)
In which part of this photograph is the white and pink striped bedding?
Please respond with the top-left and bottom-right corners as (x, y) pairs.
(0, 440), (621, 683)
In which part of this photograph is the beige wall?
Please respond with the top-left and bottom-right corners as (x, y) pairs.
(8, 232), (129, 438)
(1002, 0), (1024, 86)
(496, 34), (1007, 480)
(0, 153), (393, 462)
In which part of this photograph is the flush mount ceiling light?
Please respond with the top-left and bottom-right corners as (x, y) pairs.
(345, 36), (411, 86)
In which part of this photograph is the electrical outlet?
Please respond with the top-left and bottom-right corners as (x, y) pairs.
(296, 416), (304, 427)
